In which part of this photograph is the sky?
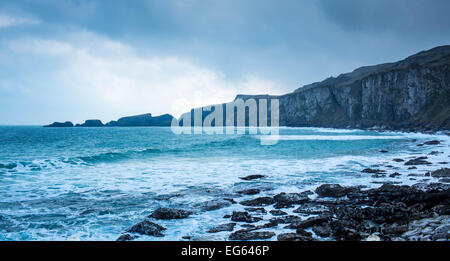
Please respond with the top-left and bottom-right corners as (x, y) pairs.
(0, 0), (449, 125)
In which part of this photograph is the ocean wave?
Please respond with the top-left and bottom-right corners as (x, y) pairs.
(258, 135), (405, 141)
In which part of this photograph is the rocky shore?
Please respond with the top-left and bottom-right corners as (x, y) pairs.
(116, 140), (449, 241)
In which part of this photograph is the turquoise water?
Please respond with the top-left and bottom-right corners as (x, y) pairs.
(0, 126), (448, 240)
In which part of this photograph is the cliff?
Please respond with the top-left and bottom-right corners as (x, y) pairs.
(190, 45), (450, 132)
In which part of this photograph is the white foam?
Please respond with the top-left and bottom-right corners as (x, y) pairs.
(259, 135), (404, 141)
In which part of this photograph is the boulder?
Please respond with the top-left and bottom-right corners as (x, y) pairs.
(315, 184), (357, 198)
(404, 157), (432, 166)
(149, 208), (192, 219)
(424, 140), (440, 145)
(431, 168), (450, 178)
(239, 175), (265, 181)
(245, 207), (267, 214)
(206, 223), (236, 233)
(116, 234), (138, 241)
(312, 224), (332, 237)
(240, 197), (275, 206)
(362, 168), (386, 174)
(286, 216), (329, 229)
(126, 220), (166, 237)
(277, 232), (312, 241)
(231, 211), (262, 223)
(270, 210), (287, 216)
(236, 189), (260, 195)
(273, 193), (309, 208)
(229, 230), (275, 240)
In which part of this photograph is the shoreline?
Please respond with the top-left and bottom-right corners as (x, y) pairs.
(117, 138), (449, 241)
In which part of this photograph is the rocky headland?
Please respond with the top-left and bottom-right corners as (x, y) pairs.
(45, 46), (449, 133)
(185, 45), (450, 133)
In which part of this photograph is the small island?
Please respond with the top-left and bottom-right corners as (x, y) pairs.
(44, 113), (174, 128)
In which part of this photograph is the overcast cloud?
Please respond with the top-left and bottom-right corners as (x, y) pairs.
(0, 0), (449, 124)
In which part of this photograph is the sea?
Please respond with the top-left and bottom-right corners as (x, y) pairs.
(0, 126), (448, 240)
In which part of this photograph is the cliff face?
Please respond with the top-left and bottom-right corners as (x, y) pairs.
(278, 46), (450, 131)
(200, 46), (449, 131)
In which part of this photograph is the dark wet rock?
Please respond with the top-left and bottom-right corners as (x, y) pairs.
(270, 210), (287, 216)
(286, 216), (330, 229)
(389, 172), (401, 178)
(431, 168), (450, 178)
(293, 203), (330, 215)
(242, 224), (257, 229)
(231, 211), (262, 223)
(245, 207), (267, 214)
(237, 189), (260, 195)
(382, 223), (409, 235)
(206, 223), (236, 233)
(393, 158), (404, 162)
(438, 162), (449, 164)
(292, 182), (450, 241)
(412, 182), (450, 192)
(315, 184), (358, 198)
(182, 236), (191, 240)
(417, 144), (424, 147)
(229, 230), (275, 240)
(116, 233), (138, 241)
(270, 215), (302, 224)
(439, 178), (450, 183)
(312, 223), (332, 237)
(127, 220), (166, 237)
(223, 214), (231, 218)
(408, 166), (417, 170)
(296, 228), (313, 237)
(429, 151), (441, 155)
(380, 150), (389, 153)
(223, 198), (237, 204)
(44, 121), (73, 127)
(362, 168), (386, 174)
(273, 193), (309, 209)
(424, 140), (440, 145)
(408, 173), (423, 177)
(149, 208), (192, 219)
(239, 175), (265, 181)
(372, 174), (386, 178)
(405, 156), (432, 166)
(329, 221), (365, 241)
(256, 221), (279, 229)
(431, 225), (450, 240)
(301, 190), (314, 196)
(277, 232), (313, 241)
(197, 200), (231, 211)
(240, 197), (275, 206)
